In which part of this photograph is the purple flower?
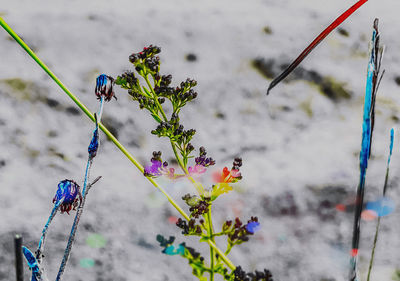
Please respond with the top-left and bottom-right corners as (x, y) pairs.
(195, 146), (215, 167)
(144, 160), (163, 177)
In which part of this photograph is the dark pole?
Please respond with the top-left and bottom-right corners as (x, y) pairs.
(14, 234), (23, 281)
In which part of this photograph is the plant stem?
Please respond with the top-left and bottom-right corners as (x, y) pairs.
(36, 200), (63, 262)
(206, 210), (215, 281)
(225, 244), (232, 256)
(145, 75), (168, 120)
(0, 18), (236, 271)
(366, 217), (381, 281)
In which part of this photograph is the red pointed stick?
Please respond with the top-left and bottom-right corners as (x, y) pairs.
(267, 0), (368, 95)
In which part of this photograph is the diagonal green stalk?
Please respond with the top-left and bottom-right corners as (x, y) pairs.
(0, 17), (235, 271)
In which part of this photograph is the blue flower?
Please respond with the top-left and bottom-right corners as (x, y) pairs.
(246, 221), (261, 234)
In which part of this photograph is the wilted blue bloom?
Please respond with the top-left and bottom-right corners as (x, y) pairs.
(95, 74), (115, 101)
(53, 180), (81, 214)
(246, 221), (261, 234)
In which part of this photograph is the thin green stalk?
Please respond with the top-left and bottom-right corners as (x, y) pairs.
(208, 240), (235, 270)
(225, 244), (232, 256)
(367, 129), (393, 281)
(0, 17), (235, 271)
(206, 210), (215, 281)
(366, 217), (381, 281)
(144, 75), (168, 121)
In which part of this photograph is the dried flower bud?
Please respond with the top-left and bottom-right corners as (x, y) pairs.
(53, 180), (82, 214)
(95, 74), (116, 101)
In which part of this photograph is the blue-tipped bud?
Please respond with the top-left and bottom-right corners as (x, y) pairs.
(95, 74), (115, 101)
(388, 128), (394, 165)
(22, 246), (39, 273)
(88, 128), (99, 159)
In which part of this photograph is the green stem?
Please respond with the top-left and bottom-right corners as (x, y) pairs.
(144, 75), (168, 121)
(0, 16), (235, 271)
(225, 244), (233, 256)
(366, 217), (381, 281)
(206, 210), (215, 281)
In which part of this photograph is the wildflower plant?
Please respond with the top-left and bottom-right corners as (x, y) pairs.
(115, 45), (272, 281)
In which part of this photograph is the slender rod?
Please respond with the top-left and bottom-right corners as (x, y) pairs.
(14, 234), (24, 281)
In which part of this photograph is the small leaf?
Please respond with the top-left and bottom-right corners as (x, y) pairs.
(211, 183), (233, 199)
(151, 114), (162, 123)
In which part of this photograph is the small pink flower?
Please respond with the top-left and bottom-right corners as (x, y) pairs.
(188, 164), (206, 176)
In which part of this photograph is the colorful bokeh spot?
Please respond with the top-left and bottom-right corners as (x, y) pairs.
(335, 204), (346, 212)
(79, 258), (95, 268)
(168, 216), (179, 224)
(86, 233), (107, 248)
(350, 248), (358, 257)
(365, 197), (395, 217)
(361, 209), (377, 221)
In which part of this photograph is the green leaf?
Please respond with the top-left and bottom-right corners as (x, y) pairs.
(151, 114), (162, 123)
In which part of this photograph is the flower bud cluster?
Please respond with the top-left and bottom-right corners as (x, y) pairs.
(195, 146), (215, 167)
(223, 217), (260, 245)
(176, 218), (202, 236)
(182, 194), (211, 218)
(144, 151), (176, 178)
(233, 266), (273, 281)
(129, 45), (161, 64)
(116, 45), (200, 162)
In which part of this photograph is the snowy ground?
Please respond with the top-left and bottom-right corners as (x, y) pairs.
(1, 0), (400, 280)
